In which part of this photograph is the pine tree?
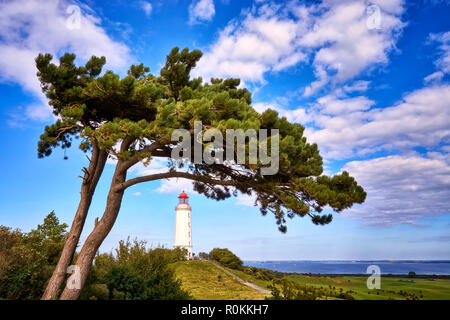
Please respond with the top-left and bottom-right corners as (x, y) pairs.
(36, 47), (366, 299)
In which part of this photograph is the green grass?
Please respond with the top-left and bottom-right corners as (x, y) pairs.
(283, 274), (450, 300)
(171, 260), (450, 300)
(169, 260), (269, 300)
(224, 266), (450, 300)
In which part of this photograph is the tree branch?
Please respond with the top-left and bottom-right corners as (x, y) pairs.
(56, 124), (81, 140)
(82, 144), (99, 185)
(88, 148), (108, 193)
(114, 171), (240, 192)
(120, 136), (137, 152)
(119, 137), (172, 171)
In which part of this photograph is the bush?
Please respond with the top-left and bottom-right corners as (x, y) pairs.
(242, 266), (284, 281)
(81, 238), (191, 300)
(267, 278), (354, 300)
(198, 252), (209, 260)
(0, 211), (67, 299)
(209, 248), (243, 270)
(0, 215), (190, 300)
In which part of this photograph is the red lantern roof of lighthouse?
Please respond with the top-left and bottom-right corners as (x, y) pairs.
(178, 190), (189, 198)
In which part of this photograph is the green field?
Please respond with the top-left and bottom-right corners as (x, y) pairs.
(171, 260), (450, 300)
(283, 274), (450, 300)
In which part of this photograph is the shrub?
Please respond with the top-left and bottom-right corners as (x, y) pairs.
(81, 238), (191, 300)
(198, 252), (209, 260)
(268, 278), (354, 300)
(242, 266), (284, 281)
(0, 211), (67, 299)
(209, 248), (243, 270)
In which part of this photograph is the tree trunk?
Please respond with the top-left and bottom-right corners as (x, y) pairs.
(59, 166), (127, 300)
(42, 147), (107, 300)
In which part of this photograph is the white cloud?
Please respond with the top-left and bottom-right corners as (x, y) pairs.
(299, 0), (405, 95)
(315, 94), (375, 115)
(0, 0), (131, 123)
(156, 178), (195, 194)
(141, 1), (152, 17)
(188, 0), (215, 25)
(303, 66), (329, 97)
(130, 157), (170, 176)
(252, 102), (311, 124)
(422, 31), (450, 84)
(128, 158), (196, 195)
(194, 0), (404, 92)
(424, 71), (444, 84)
(342, 80), (371, 93)
(429, 31), (450, 74)
(235, 192), (257, 207)
(369, 0), (405, 15)
(303, 84), (450, 159)
(25, 103), (54, 122)
(342, 154), (450, 226)
(193, 3), (307, 82)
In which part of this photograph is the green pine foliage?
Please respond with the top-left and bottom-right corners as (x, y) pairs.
(35, 46), (366, 232)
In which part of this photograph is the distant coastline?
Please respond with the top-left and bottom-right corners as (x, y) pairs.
(244, 260), (450, 275)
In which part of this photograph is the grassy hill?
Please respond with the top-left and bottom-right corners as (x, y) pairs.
(171, 260), (450, 300)
(170, 260), (270, 300)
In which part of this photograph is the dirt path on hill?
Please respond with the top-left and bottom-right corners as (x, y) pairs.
(209, 260), (272, 295)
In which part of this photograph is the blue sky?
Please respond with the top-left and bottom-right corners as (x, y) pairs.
(0, 0), (449, 260)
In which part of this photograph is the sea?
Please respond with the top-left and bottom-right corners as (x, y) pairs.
(243, 260), (450, 275)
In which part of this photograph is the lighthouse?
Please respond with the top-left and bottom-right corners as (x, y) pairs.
(174, 190), (193, 260)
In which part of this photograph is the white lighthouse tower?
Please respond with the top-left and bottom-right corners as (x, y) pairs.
(174, 190), (193, 260)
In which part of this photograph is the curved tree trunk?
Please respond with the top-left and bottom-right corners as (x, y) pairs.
(42, 147), (107, 300)
(59, 166), (127, 300)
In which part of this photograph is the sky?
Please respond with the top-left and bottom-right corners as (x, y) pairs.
(0, 0), (449, 261)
